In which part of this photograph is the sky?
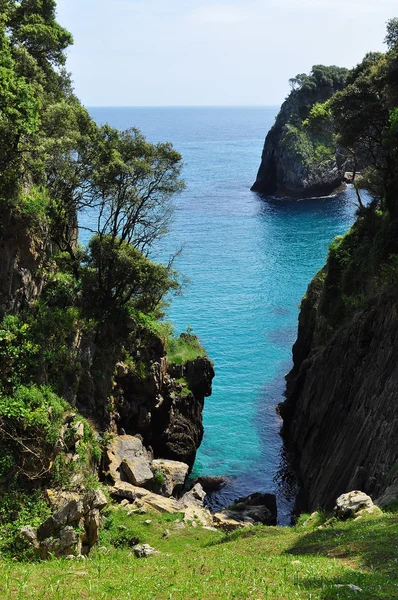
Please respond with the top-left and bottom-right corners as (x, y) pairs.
(56, 0), (398, 107)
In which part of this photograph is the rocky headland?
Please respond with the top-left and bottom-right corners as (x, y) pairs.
(252, 65), (348, 197)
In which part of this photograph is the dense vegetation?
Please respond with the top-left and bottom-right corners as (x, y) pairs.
(299, 19), (398, 339)
(279, 65), (349, 172)
(0, 0), (206, 556)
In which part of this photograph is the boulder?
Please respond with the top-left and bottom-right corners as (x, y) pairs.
(20, 526), (39, 550)
(111, 481), (152, 502)
(39, 526), (81, 559)
(105, 435), (150, 484)
(184, 506), (213, 527)
(193, 476), (228, 494)
(180, 483), (206, 508)
(133, 543), (156, 558)
(221, 493), (277, 526)
(151, 459), (189, 496)
(213, 512), (252, 532)
(136, 493), (182, 514)
(121, 458), (154, 488)
(334, 491), (382, 520)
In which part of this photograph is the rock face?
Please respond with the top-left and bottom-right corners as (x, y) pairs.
(251, 69), (348, 197)
(0, 208), (50, 317)
(21, 488), (107, 558)
(281, 291), (398, 512)
(114, 349), (214, 468)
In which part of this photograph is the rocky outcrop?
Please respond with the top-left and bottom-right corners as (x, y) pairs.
(114, 349), (214, 468)
(281, 292), (398, 512)
(21, 488), (107, 558)
(252, 67), (348, 197)
(105, 434), (190, 497)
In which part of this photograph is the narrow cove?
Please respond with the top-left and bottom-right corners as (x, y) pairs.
(87, 106), (361, 522)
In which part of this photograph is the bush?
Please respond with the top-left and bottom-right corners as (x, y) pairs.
(0, 385), (67, 483)
(167, 332), (206, 365)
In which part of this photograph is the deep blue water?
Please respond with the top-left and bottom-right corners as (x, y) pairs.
(87, 107), (360, 521)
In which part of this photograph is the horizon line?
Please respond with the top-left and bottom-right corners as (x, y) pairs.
(85, 104), (281, 109)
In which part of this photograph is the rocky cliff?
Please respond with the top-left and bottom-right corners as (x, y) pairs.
(252, 65), (348, 197)
(114, 344), (214, 469)
(281, 212), (398, 511)
(0, 207), (50, 317)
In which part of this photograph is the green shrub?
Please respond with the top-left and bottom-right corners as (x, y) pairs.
(154, 470), (165, 486)
(167, 332), (206, 365)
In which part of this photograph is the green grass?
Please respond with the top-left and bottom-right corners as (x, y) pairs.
(167, 335), (206, 365)
(1, 507), (397, 599)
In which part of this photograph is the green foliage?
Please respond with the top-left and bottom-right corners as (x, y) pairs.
(385, 17), (398, 50)
(0, 385), (66, 443)
(167, 332), (206, 365)
(0, 488), (51, 559)
(282, 124), (335, 169)
(309, 207), (398, 337)
(153, 470), (165, 486)
(82, 234), (181, 316)
(0, 384), (67, 483)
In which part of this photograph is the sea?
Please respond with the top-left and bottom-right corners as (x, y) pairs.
(87, 106), (360, 522)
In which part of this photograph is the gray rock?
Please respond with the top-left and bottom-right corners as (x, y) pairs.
(334, 491), (381, 520)
(121, 458), (154, 488)
(20, 526), (39, 549)
(105, 435), (149, 484)
(151, 459), (189, 496)
(180, 483), (206, 508)
(222, 493), (277, 526)
(133, 543), (156, 558)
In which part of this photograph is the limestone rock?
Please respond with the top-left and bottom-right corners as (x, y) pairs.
(136, 493), (182, 514)
(213, 512), (252, 532)
(151, 459), (189, 496)
(184, 506), (213, 527)
(23, 487), (108, 560)
(334, 491), (382, 520)
(121, 458), (154, 488)
(111, 480), (152, 502)
(132, 543), (156, 558)
(20, 526), (39, 549)
(40, 526), (81, 559)
(84, 488), (108, 511)
(180, 483), (206, 508)
(105, 435), (149, 484)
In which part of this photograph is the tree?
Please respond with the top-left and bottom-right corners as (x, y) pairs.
(82, 235), (180, 315)
(385, 17), (398, 50)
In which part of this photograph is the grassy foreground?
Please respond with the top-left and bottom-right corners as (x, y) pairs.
(1, 506), (397, 600)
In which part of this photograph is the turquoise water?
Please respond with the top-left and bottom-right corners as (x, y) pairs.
(88, 107), (360, 519)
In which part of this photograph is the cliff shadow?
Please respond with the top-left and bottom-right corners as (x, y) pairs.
(285, 514), (398, 598)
